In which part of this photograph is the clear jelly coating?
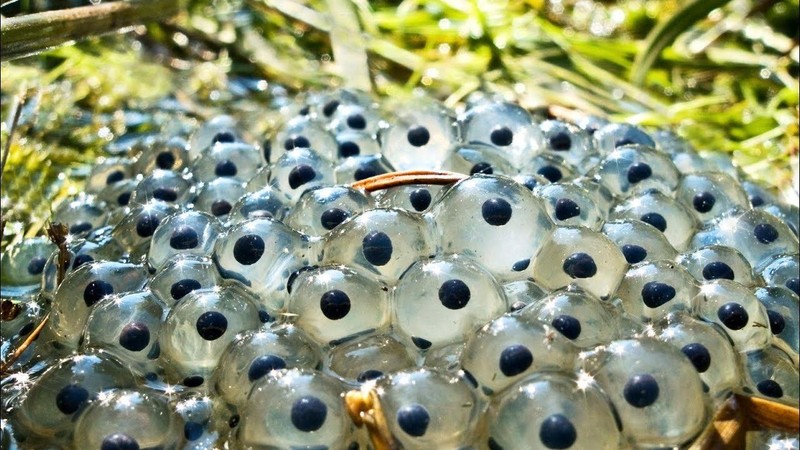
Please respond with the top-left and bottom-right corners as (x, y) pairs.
(214, 324), (322, 406)
(614, 260), (699, 323)
(147, 210), (223, 270)
(158, 284), (261, 383)
(591, 144), (680, 197)
(485, 372), (622, 450)
(694, 280), (773, 352)
(286, 185), (374, 236)
(656, 313), (741, 402)
(72, 388), (183, 450)
(580, 338), (707, 447)
(375, 368), (481, 449)
(601, 219), (678, 265)
(531, 226), (627, 300)
(287, 264), (390, 345)
(237, 369), (354, 449)
(325, 333), (416, 383)
(677, 245), (757, 287)
(429, 174), (554, 280)
(394, 254), (507, 350)
(460, 313), (578, 394)
(459, 101), (544, 168)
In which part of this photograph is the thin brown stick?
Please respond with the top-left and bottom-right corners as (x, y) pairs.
(0, 0), (179, 61)
(351, 170), (466, 192)
(0, 312), (48, 375)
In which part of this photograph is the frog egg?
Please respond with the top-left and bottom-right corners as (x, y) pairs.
(269, 148), (335, 202)
(172, 391), (232, 448)
(376, 368), (480, 448)
(534, 183), (603, 230)
(429, 175), (554, 280)
(214, 217), (311, 310)
(334, 130), (380, 159)
(754, 287), (799, 355)
(329, 102), (382, 136)
(214, 324), (322, 407)
(741, 180), (779, 208)
(237, 369), (354, 449)
(460, 314), (578, 395)
(695, 280), (772, 352)
(128, 169), (194, 207)
(692, 209), (799, 270)
(421, 342), (466, 373)
(517, 287), (618, 348)
(286, 186), (374, 236)
(73, 388), (183, 450)
(742, 345), (799, 405)
(372, 184), (446, 214)
(697, 151), (739, 179)
(189, 115), (242, 160)
(0, 237), (56, 296)
(333, 154), (395, 183)
(592, 123), (656, 154)
(147, 211), (223, 271)
(97, 178), (138, 211)
(611, 189), (698, 251)
(381, 102), (459, 171)
(761, 202), (800, 237)
(651, 129), (693, 155)
(323, 208), (435, 283)
(614, 260), (699, 323)
(525, 154), (576, 183)
(601, 219), (678, 265)
(229, 186), (291, 222)
(310, 88), (374, 118)
(112, 201), (180, 256)
(148, 255), (222, 307)
(531, 226), (627, 300)
(288, 265), (390, 345)
(12, 351), (136, 440)
(81, 290), (165, 376)
(43, 231), (126, 296)
(325, 334), (416, 383)
(190, 142), (263, 184)
(579, 338), (706, 447)
(572, 176), (616, 218)
(502, 279), (549, 311)
(460, 101), (544, 168)
(52, 195), (109, 237)
(443, 143), (516, 176)
(677, 245), (757, 287)
(759, 253), (799, 296)
(676, 172), (751, 223)
(158, 284), (261, 385)
(86, 156), (136, 193)
(44, 261), (149, 349)
(193, 177), (246, 219)
(513, 173), (551, 193)
(133, 136), (191, 174)
(394, 254), (507, 350)
(245, 165), (271, 192)
(271, 115), (338, 162)
(485, 372), (622, 450)
(591, 144), (679, 197)
(539, 119), (597, 171)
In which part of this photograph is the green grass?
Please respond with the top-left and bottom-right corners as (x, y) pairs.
(1, 0), (798, 250)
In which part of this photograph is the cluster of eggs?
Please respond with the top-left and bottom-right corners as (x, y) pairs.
(1, 88), (798, 450)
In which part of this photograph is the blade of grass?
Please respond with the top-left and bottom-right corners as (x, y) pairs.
(325, 0), (372, 91)
(630, 0), (732, 85)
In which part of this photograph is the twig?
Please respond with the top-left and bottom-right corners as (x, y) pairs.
(0, 312), (49, 375)
(0, 0), (179, 61)
(351, 170), (466, 192)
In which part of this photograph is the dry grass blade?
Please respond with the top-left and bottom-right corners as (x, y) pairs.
(0, 0), (179, 61)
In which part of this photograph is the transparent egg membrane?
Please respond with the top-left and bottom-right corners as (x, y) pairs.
(1, 88), (798, 450)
